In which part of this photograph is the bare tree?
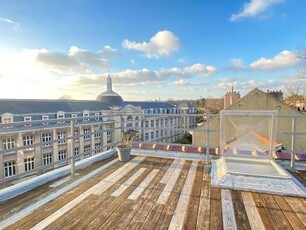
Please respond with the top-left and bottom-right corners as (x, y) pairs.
(58, 95), (73, 100)
(295, 44), (306, 79)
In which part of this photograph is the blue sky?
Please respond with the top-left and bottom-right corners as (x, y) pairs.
(0, 0), (305, 101)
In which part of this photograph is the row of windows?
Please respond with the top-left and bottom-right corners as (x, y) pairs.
(1, 112), (104, 124)
(2, 127), (106, 150)
(3, 143), (104, 178)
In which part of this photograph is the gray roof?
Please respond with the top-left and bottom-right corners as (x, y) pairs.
(0, 99), (111, 114)
(124, 101), (176, 109)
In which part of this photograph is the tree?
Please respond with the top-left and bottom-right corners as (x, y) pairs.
(58, 95), (73, 100)
(295, 44), (306, 79)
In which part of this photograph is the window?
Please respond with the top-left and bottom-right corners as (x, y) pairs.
(57, 112), (65, 123)
(74, 129), (79, 141)
(24, 117), (31, 126)
(74, 147), (80, 160)
(95, 113), (100, 121)
(3, 117), (12, 124)
(156, 131), (159, 138)
(83, 128), (90, 140)
(43, 153), (52, 165)
(71, 114), (77, 118)
(42, 115), (49, 125)
(58, 131), (66, 144)
(165, 119), (168, 126)
(161, 130), (163, 137)
(160, 119), (164, 126)
(4, 161), (16, 177)
(107, 126), (112, 136)
(95, 143), (101, 153)
(23, 135), (34, 148)
(94, 127), (101, 138)
(135, 117), (139, 127)
(42, 133), (52, 147)
(3, 137), (15, 150)
(145, 121), (149, 128)
(84, 145), (91, 158)
(58, 150), (67, 161)
(145, 133), (149, 141)
(150, 132), (154, 140)
(24, 158), (34, 171)
(83, 111), (89, 121)
(150, 120), (154, 127)
(155, 120), (159, 127)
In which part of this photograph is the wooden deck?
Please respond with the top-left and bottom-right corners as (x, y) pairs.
(1, 155), (306, 229)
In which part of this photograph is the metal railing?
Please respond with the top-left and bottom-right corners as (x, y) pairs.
(0, 112), (306, 186)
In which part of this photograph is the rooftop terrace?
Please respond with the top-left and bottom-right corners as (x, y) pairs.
(1, 154), (306, 229)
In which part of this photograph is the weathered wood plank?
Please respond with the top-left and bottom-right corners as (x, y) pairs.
(261, 193), (293, 230)
(289, 171), (306, 187)
(72, 157), (159, 230)
(210, 187), (223, 230)
(156, 159), (185, 204)
(251, 193), (276, 230)
(241, 192), (265, 230)
(111, 167), (146, 197)
(231, 190), (251, 230)
(103, 158), (170, 230)
(274, 195), (306, 229)
(159, 159), (180, 184)
(4, 158), (123, 230)
(183, 161), (203, 230)
(128, 169), (159, 200)
(196, 162), (211, 230)
(153, 161), (191, 230)
(168, 161), (198, 230)
(285, 196), (306, 226)
(221, 189), (237, 230)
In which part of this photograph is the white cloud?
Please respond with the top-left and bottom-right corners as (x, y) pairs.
(122, 30), (180, 59)
(36, 46), (114, 72)
(250, 50), (298, 71)
(100, 45), (118, 58)
(171, 79), (190, 86)
(0, 17), (20, 30)
(230, 0), (284, 21)
(184, 64), (217, 77)
(216, 78), (279, 91)
(130, 59), (136, 65)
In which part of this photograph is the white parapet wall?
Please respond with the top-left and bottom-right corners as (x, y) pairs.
(0, 149), (116, 203)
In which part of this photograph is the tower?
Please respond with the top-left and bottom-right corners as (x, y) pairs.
(224, 86), (240, 109)
(107, 74), (112, 91)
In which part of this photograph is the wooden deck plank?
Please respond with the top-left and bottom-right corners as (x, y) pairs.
(71, 157), (159, 230)
(231, 190), (251, 230)
(29, 157), (145, 230)
(0, 156), (117, 222)
(196, 162), (211, 230)
(261, 194), (293, 230)
(251, 193), (276, 230)
(289, 171), (306, 187)
(156, 159), (185, 204)
(127, 169), (159, 200)
(126, 182), (166, 229)
(153, 160), (191, 230)
(274, 195), (306, 229)
(221, 189), (237, 230)
(159, 158), (181, 184)
(111, 167), (146, 197)
(210, 187), (223, 230)
(183, 161), (204, 230)
(99, 158), (173, 230)
(285, 197), (306, 226)
(168, 161), (198, 230)
(241, 192), (265, 230)
(108, 158), (170, 230)
(4, 159), (123, 230)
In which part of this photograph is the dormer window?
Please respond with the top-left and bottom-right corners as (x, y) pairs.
(1, 113), (14, 126)
(42, 115), (49, 125)
(83, 110), (89, 121)
(95, 113), (100, 121)
(57, 111), (65, 123)
(24, 117), (32, 127)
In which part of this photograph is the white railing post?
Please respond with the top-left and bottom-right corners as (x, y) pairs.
(205, 117), (210, 162)
(70, 119), (75, 177)
(291, 117), (297, 170)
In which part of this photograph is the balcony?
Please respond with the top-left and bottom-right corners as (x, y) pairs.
(0, 112), (306, 228)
